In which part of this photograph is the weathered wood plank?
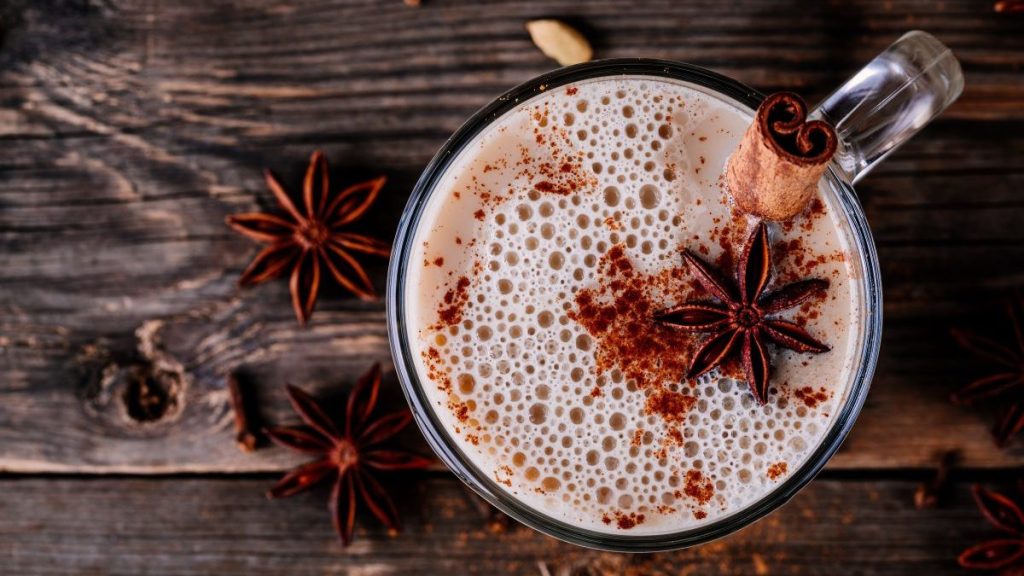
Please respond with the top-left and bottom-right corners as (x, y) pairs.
(1, 0), (1023, 473)
(2, 307), (1020, 472)
(0, 475), (1001, 575)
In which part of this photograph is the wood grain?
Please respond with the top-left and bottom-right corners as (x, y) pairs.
(0, 0), (1022, 477)
(0, 475), (1001, 575)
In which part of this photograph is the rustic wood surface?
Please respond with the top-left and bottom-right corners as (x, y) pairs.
(1, 0), (1022, 572)
(0, 476), (1010, 576)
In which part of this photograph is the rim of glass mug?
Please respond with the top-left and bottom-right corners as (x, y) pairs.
(386, 59), (881, 552)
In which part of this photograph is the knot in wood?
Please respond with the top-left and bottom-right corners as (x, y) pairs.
(122, 364), (181, 423)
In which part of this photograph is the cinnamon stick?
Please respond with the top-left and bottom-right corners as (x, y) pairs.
(726, 92), (837, 221)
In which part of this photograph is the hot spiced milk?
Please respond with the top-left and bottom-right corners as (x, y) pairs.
(404, 76), (861, 534)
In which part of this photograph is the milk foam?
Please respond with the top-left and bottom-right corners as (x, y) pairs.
(404, 77), (861, 534)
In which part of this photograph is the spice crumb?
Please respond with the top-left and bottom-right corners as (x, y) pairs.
(794, 386), (830, 408)
(767, 462), (788, 480)
(683, 470), (714, 505)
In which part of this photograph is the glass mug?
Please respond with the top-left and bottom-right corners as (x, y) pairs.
(386, 31), (963, 551)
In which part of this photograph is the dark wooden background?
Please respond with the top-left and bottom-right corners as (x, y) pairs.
(1, 0), (1023, 573)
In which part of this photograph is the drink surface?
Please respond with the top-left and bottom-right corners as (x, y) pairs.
(404, 76), (861, 534)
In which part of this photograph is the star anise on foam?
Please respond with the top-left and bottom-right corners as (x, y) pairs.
(654, 222), (830, 404)
(959, 484), (1024, 571)
(951, 295), (1024, 447)
(265, 364), (432, 546)
(226, 150), (389, 325)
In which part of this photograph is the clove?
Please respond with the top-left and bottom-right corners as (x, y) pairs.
(228, 373), (261, 452)
(914, 450), (957, 509)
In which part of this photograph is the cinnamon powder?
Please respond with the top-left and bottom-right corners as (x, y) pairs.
(645, 389), (697, 424)
(683, 470), (714, 505)
(794, 386), (830, 409)
(767, 462), (789, 480)
(569, 245), (695, 393)
(435, 276), (471, 329)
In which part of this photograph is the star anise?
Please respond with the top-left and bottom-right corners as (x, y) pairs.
(265, 364), (432, 545)
(959, 484), (1024, 571)
(951, 295), (1024, 447)
(654, 222), (830, 404)
(226, 150), (390, 324)
(995, 1), (1024, 13)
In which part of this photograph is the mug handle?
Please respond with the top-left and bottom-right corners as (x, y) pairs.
(812, 31), (964, 184)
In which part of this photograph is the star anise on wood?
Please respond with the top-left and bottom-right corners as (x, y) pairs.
(995, 1), (1024, 14)
(951, 295), (1024, 447)
(265, 364), (432, 545)
(654, 222), (830, 404)
(959, 484), (1024, 571)
(226, 150), (390, 324)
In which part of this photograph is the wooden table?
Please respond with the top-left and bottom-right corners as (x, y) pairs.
(1, 1), (1022, 573)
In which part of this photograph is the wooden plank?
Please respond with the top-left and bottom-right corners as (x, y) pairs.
(1, 0), (1023, 472)
(1, 306), (1019, 472)
(0, 475), (999, 575)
